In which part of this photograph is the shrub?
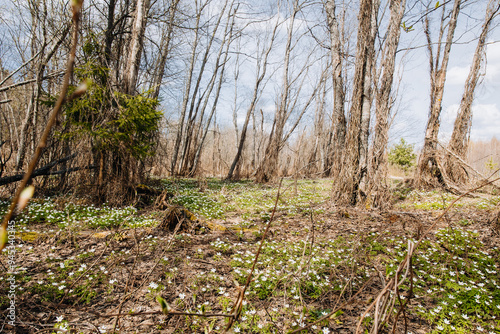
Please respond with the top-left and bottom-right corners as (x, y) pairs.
(388, 138), (417, 171)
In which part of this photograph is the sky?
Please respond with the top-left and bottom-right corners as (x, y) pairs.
(220, 0), (500, 150)
(1, 0), (498, 151)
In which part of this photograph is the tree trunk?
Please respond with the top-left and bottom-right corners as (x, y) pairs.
(256, 0), (320, 183)
(104, 0), (116, 67)
(150, 0), (179, 99)
(177, 1), (228, 175)
(333, 0), (377, 205)
(359, 0), (380, 189)
(415, 0), (461, 189)
(444, 0), (500, 185)
(255, 1), (298, 183)
(324, 0), (346, 178)
(226, 22), (277, 180)
(122, 0), (150, 95)
(190, 4), (238, 176)
(170, 4), (203, 175)
(369, 0), (407, 207)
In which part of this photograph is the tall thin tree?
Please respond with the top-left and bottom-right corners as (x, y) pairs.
(445, 0), (500, 185)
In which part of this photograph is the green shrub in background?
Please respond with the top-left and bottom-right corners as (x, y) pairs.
(61, 63), (161, 160)
(40, 34), (162, 203)
(388, 138), (417, 171)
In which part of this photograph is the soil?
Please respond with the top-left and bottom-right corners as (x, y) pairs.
(1, 196), (499, 334)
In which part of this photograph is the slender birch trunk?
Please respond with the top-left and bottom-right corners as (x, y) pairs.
(333, 0), (377, 205)
(122, 0), (150, 95)
(415, 0), (461, 189)
(324, 0), (346, 178)
(369, 0), (407, 207)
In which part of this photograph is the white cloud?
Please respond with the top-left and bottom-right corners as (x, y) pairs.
(442, 104), (460, 122)
(483, 41), (500, 92)
(470, 103), (500, 141)
(447, 66), (470, 86)
(438, 103), (500, 142)
(444, 41), (500, 87)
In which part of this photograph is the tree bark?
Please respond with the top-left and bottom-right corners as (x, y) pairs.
(324, 0), (346, 178)
(445, 0), (500, 185)
(122, 0), (150, 95)
(415, 0), (461, 189)
(369, 0), (407, 207)
(333, 0), (377, 205)
(359, 0), (380, 188)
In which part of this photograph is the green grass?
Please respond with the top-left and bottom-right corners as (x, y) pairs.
(2, 178), (499, 333)
(0, 197), (158, 230)
(204, 226), (500, 332)
(398, 190), (500, 211)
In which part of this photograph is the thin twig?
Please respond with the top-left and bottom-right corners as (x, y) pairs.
(224, 178), (283, 332)
(0, 0), (83, 251)
(291, 276), (374, 334)
(99, 310), (234, 318)
(357, 176), (500, 333)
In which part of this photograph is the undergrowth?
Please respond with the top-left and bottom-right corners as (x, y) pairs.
(0, 179), (499, 333)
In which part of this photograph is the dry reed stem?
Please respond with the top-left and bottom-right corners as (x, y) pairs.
(0, 1), (83, 251)
(291, 276), (374, 334)
(356, 175), (500, 333)
(224, 178), (283, 332)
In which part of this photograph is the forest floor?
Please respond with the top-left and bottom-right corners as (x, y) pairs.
(1, 178), (499, 334)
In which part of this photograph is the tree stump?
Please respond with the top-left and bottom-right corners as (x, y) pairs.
(155, 204), (202, 233)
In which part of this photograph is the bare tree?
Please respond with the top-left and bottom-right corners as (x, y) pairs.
(305, 69), (329, 177)
(414, 0), (461, 189)
(255, 0), (324, 183)
(188, 2), (239, 176)
(176, 0), (233, 176)
(170, 0), (210, 175)
(122, 0), (150, 95)
(358, 0), (380, 188)
(226, 17), (278, 180)
(323, 0), (347, 178)
(368, 0), (407, 207)
(149, 0), (180, 100)
(333, 0), (378, 205)
(444, 0), (500, 185)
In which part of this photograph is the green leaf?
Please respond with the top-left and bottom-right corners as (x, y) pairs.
(330, 309), (344, 319)
(156, 296), (170, 314)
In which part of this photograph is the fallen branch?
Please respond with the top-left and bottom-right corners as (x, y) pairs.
(0, 0), (84, 251)
(99, 310), (234, 318)
(0, 153), (79, 186)
(438, 140), (500, 191)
